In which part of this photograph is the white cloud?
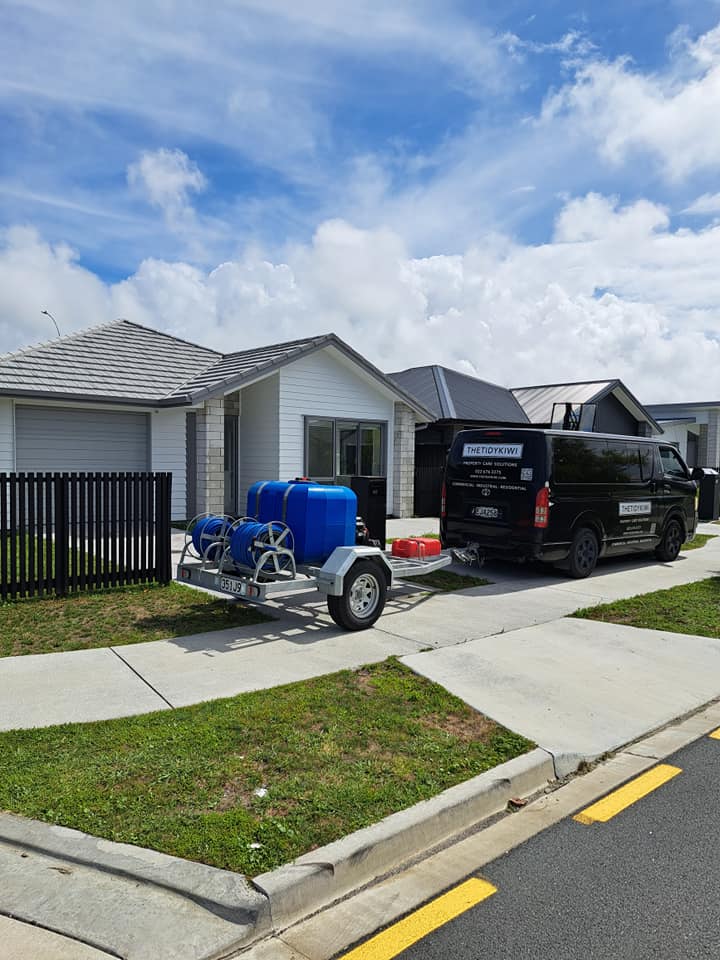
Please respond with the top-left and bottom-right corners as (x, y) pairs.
(127, 149), (207, 228)
(542, 24), (720, 180)
(682, 192), (720, 215)
(3, 194), (720, 403)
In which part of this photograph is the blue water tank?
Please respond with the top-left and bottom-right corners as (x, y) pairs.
(246, 480), (357, 565)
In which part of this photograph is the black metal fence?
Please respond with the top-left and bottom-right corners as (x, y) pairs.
(0, 472), (172, 601)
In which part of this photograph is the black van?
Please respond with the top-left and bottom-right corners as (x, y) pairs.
(440, 428), (697, 578)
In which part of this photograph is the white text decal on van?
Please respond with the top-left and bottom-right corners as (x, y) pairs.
(463, 443), (524, 459)
(619, 502), (652, 516)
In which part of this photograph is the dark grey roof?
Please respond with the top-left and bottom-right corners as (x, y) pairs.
(0, 320), (219, 404)
(513, 380), (663, 434)
(389, 365), (529, 424)
(0, 322), (434, 418)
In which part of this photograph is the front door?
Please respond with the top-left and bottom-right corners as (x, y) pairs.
(224, 415), (238, 515)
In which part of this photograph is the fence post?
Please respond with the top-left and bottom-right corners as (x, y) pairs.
(54, 473), (69, 597)
(0, 474), (8, 603)
(155, 473), (172, 584)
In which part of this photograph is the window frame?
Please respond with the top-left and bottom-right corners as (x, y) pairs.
(658, 444), (690, 480)
(304, 416), (387, 481)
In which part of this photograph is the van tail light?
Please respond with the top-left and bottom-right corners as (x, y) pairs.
(441, 481), (447, 518)
(534, 486), (549, 528)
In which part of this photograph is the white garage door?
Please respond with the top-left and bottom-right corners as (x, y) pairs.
(15, 405), (150, 472)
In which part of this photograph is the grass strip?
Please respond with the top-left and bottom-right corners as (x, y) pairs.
(386, 533), (440, 544)
(681, 533), (717, 551)
(0, 659), (532, 876)
(402, 570), (490, 592)
(0, 582), (270, 658)
(574, 576), (720, 639)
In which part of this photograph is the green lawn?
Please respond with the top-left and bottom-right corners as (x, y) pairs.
(0, 582), (270, 658)
(681, 533), (717, 551)
(574, 577), (720, 639)
(386, 532), (440, 544)
(402, 570), (490, 592)
(0, 659), (532, 876)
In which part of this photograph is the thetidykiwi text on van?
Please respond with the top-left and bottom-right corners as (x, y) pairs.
(440, 428), (697, 578)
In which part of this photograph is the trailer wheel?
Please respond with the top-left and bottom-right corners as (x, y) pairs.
(327, 560), (387, 631)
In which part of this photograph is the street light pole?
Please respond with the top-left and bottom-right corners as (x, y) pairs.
(41, 309), (61, 337)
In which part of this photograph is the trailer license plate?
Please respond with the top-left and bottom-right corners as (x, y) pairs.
(220, 577), (245, 595)
(472, 505), (501, 519)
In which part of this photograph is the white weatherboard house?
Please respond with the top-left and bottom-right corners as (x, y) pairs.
(0, 321), (431, 520)
(645, 401), (720, 470)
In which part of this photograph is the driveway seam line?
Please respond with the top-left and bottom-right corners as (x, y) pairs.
(109, 648), (175, 709)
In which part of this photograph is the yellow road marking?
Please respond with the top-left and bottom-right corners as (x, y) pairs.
(710, 728), (720, 740)
(340, 877), (496, 960)
(574, 764), (682, 824)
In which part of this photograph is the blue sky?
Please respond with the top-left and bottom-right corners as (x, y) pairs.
(2, 0), (720, 400)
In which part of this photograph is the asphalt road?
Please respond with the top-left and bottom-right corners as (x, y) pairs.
(344, 733), (720, 960)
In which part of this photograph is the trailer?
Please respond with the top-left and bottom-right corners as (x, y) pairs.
(176, 515), (452, 631)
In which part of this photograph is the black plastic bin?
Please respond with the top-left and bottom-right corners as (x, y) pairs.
(338, 476), (387, 545)
(692, 467), (720, 521)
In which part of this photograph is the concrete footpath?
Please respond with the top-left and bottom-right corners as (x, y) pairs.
(1, 521), (719, 958)
(1, 521), (718, 732)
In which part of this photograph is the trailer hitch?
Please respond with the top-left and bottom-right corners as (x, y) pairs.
(451, 543), (485, 568)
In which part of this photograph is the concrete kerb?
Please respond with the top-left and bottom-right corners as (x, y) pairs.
(0, 748), (555, 958)
(252, 747), (555, 932)
(0, 813), (272, 960)
(246, 699), (720, 960)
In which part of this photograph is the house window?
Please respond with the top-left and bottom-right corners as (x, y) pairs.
(305, 418), (386, 481)
(307, 418), (334, 480)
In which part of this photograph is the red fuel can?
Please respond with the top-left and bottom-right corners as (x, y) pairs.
(391, 537), (442, 559)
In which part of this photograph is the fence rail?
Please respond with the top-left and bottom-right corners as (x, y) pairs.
(0, 472), (172, 601)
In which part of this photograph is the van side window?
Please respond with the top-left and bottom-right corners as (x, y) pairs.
(553, 437), (609, 483)
(604, 441), (642, 482)
(659, 446), (688, 479)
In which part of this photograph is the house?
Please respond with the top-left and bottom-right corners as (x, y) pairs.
(644, 401), (720, 469)
(389, 365), (531, 515)
(389, 368), (663, 516)
(511, 380), (662, 437)
(0, 321), (433, 521)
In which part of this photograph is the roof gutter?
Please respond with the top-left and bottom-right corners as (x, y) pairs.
(0, 387), (194, 408)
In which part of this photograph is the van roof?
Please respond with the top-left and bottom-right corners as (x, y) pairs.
(455, 427), (668, 445)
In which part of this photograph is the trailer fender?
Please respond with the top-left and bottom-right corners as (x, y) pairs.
(316, 546), (393, 596)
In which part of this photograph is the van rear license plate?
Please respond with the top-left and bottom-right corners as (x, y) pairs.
(472, 505), (501, 519)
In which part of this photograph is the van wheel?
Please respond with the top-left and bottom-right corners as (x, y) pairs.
(655, 518), (683, 562)
(568, 527), (599, 579)
(327, 560), (387, 631)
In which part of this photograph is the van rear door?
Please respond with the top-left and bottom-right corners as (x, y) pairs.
(443, 430), (548, 548)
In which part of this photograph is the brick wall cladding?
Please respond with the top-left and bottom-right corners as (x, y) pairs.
(196, 396), (225, 514)
(707, 410), (720, 470)
(393, 402), (416, 518)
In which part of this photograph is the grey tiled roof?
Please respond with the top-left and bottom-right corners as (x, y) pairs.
(0, 320), (220, 403)
(0, 322), (434, 418)
(389, 366), (529, 423)
(168, 335), (330, 398)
